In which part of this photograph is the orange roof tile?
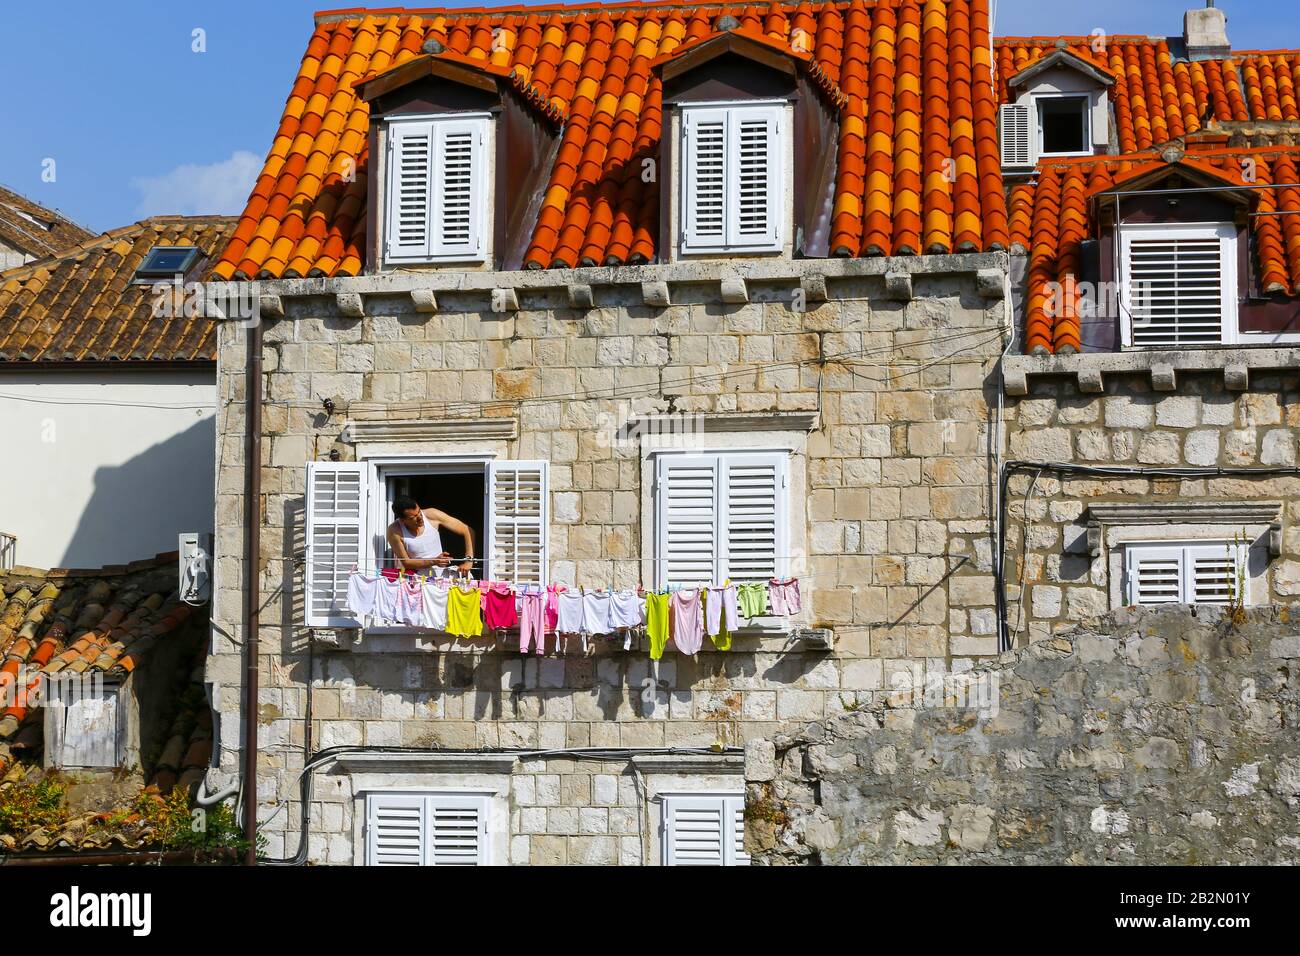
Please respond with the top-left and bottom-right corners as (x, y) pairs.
(1018, 145), (1300, 355)
(215, 0), (1014, 279)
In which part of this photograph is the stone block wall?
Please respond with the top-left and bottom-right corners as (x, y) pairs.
(746, 605), (1300, 864)
(206, 260), (1010, 862)
(1004, 371), (1300, 641)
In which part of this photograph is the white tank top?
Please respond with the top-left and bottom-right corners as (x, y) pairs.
(398, 514), (444, 559)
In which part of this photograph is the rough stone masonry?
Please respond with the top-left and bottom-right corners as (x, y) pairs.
(745, 605), (1300, 864)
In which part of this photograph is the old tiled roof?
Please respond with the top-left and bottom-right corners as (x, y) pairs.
(0, 185), (95, 261)
(996, 38), (1300, 153)
(0, 216), (236, 363)
(0, 554), (200, 755)
(1013, 144), (1300, 354)
(213, 0), (1012, 278)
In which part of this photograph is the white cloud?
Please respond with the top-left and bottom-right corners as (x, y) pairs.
(131, 150), (261, 217)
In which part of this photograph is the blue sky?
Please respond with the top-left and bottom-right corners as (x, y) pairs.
(0, 0), (1289, 233)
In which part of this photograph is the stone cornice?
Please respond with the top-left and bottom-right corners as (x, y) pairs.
(1003, 347), (1300, 396)
(334, 752), (518, 774)
(630, 752), (744, 774)
(1085, 501), (1283, 557)
(342, 417), (519, 443)
(629, 410), (819, 436)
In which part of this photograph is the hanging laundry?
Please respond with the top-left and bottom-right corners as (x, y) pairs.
(518, 589), (546, 655)
(346, 571), (381, 621)
(556, 591), (584, 635)
(610, 590), (642, 630)
(582, 590), (613, 635)
(769, 578), (802, 616)
(705, 584), (738, 650)
(545, 583), (564, 632)
(736, 582), (768, 621)
(374, 574), (399, 624)
(644, 592), (670, 661)
(395, 574), (425, 627)
(484, 584), (518, 631)
(421, 579), (450, 631)
(447, 584), (483, 638)
(669, 589), (704, 655)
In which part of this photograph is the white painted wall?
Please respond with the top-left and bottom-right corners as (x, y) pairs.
(0, 368), (215, 569)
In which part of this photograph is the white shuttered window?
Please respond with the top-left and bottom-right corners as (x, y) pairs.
(655, 452), (787, 589)
(1120, 223), (1237, 347)
(486, 460), (549, 586)
(365, 793), (490, 866)
(305, 462), (369, 627)
(385, 114), (490, 263)
(681, 102), (783, 253)
(662, 793), (749, 866)
(1125, 541), (1249, 606)
(999, 104), (1032, 167)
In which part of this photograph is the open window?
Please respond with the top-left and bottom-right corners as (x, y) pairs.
(304, 459), (548, 629)
(364, 792), (490, 866)
(1036, 94), (1091, 157)
(1119, 222), (1238, 347)
(654, 451), (787, 589)
(661, 792), (749, 866)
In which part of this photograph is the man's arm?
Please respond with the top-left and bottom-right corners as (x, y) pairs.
(425, 508), (476, 574)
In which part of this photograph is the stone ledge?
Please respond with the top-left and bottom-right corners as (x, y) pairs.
(205, 251), (1010, 315)
(341, 417), (519, 443)
(1003, 347), (1300, 395)
(1085, 501), (1283, 557)
(333, 752), (519, 774)
(630, 752), (744, 774)
(627, 410), (819, 436)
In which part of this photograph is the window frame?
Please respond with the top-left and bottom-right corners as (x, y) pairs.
(1033, 92), (1093, 158)
(362, 790), (493, 866)
(659, 791), (749, 867)
(652, 449), (790, 591)
(383, 112), (492, 267)
(1117, 221), (1239, 349)
(678, 99), (786, 256)
(44, 681), (124, 770)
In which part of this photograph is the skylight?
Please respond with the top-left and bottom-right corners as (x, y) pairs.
(134, 246), (200, 279)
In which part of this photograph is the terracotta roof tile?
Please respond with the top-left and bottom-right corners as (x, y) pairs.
(0, 185), (95, 262)
(215, 0), (1017, 278)
(0, 216), (236, 364)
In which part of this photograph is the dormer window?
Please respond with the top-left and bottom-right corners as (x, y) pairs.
(1120, 222), (1238, 348)
(384, 114), (490, 265)
(680, 101), (784, 255)
(1037, 95), (1091, 157)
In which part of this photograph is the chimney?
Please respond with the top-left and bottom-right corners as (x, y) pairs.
(1184, 2), (1231, 61)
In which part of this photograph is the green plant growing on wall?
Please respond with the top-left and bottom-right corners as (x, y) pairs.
(0, 776), (69, 834)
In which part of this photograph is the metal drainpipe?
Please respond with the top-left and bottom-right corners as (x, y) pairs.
(241, 319), (263, 866)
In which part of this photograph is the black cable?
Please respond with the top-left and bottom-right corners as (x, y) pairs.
(994, 460), (1300, 653)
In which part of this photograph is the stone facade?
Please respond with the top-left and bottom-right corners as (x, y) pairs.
(206, 257), (1012, 863)
(746, 604), (1300, 865)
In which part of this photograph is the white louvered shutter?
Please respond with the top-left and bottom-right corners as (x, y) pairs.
(682, 107), (728, 251)
(656, 455), (720, 588)
(721, 453), (786, 583)
(386, 121), (434, 260)
(1188, 542), (1247, 605)
(365, 794), (426, 866)
(999, 104), (1032, 167)
(305, 461), (369, 627)
(728, 106), (781, 249)
(1121, 225), (1235, 347)
(1126, 545), (1184, 606)
(429, 796), (488, 865)
(430, 116), (489, 259)
(487, 460), (548, 586)
(663, 794), (747, 866)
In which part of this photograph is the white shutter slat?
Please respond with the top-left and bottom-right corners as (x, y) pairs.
(366, 795), (426, 866)
(683, 108), (728, 249)
(657, 455), (719, 588)
(430, 802), (485, 865)
(430, 117), (488, 259)
(663, 793), (747, 866)
(999, 104), (1032, 167)
(722, 455), (783, 583)
(487, 460), (548, 586)
(1188, 543), (1247, 605)
(306, 462), (369, 627)
(728, 109), (781, 249)
(386, 122), (434, 259)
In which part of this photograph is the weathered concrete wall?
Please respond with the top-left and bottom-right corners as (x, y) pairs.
(1004, 371), (1300, 640)
(745, 605), (1300, 864)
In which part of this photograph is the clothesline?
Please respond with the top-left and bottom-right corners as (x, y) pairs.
(345, 570), (802, 660)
